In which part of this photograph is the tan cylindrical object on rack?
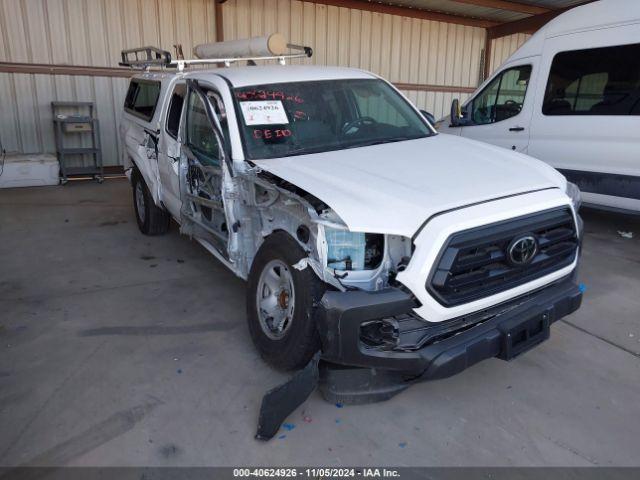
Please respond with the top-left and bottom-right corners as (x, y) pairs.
(193, 34), (288, 59)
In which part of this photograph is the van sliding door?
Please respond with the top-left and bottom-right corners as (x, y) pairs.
(529, 27), (640, 211)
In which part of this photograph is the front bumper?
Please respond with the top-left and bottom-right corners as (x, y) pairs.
(258, 258), (583, 439)
(316, 276), (582, 380)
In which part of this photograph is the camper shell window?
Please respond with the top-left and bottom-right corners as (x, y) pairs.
(125, 79), (161, 122)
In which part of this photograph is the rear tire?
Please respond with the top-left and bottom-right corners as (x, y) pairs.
(246, 232), (326, 371)
(132, 169), (170, 236)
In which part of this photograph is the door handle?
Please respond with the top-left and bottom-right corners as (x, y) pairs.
(509, 126), (525, 132)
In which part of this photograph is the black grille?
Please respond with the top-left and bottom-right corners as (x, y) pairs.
(428, 207), (578, 307)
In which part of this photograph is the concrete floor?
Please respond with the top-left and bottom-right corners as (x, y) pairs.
(1, 178), (639, 467)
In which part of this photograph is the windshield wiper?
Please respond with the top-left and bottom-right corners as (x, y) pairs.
(283, 145), (340, 157)
(344, 135), (424, 149)
(258, 135), (425, 160)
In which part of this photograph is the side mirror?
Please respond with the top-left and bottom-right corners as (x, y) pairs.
(450, 98), (461, 126)
(420, 110), (436, 125)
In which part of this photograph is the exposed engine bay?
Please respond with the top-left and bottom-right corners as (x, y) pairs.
(179, 151), (414, 296)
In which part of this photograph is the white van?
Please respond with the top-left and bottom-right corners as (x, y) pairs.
(439, 0), (640, 214)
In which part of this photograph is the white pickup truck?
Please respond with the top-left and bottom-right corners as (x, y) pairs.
(120, 47), (583, 413)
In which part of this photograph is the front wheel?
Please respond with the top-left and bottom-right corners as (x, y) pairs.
(246, 232), (326, 371)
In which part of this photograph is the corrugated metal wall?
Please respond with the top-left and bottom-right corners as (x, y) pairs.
(223, 0), (484, 119)
(1, 0), (487, 165)
(0, 0), (217, 165)
(489, 33), (531, 74)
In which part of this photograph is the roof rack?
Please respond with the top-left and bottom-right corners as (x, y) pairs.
(120, 46), (173, 69)
(119, 44), (313, 72)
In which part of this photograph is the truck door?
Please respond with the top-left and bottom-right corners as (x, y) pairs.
(459, 60), (537, 153)
(158, 82), (186, 219)
(179, 81), (232, 259)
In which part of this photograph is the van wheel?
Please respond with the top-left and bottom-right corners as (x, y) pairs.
(246, 232), (326, 371)
(132, 170), (170, 236)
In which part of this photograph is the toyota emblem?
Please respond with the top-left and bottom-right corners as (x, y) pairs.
(508, 235), (538, 266)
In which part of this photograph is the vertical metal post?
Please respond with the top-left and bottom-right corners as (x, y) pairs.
(215, 0), (225, 43)
(483, 29), (493, 82)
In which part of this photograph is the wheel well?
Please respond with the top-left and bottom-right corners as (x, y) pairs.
(262, 229), (308, 255)
(266, 228), (296, 241)
(246, 229), (303, 278)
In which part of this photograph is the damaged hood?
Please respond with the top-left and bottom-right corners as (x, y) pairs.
(252, 134), (566, 237)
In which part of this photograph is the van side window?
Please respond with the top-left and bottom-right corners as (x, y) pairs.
(124, 80), (161, 122)
(166, 84), (186, 139)
(471, 65), (531, 125)
(185, 91), (221, 167)
(543, 43), (640, 116)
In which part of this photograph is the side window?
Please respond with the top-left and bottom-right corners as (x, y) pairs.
(207, 91), (231, 146)
(166, 84), (186, 139)
(471, 65), (532, 125)
(185, 91), (221, 166)
(124, 80), (161, 122)
(543, 43), (640, 116)
(471, 75), (500, 125)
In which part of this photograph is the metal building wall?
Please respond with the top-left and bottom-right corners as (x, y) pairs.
(0, 0), (217, 165)
(1, 0), (487, 166)
(489, 33), (531, 74)
(223, 0), (485, 120)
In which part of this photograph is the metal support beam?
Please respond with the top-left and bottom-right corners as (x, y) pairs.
(394, 82), (476, 94)
(487, 1), (593, 39)
(483, 29), (492, 80)
(448, 0), (551, 16)
(487, 9), (560, 37)
(215, 0), (225, 43)
(0, 62), (133, 77)
(304, 0), (498, 28)
(0, 62), (476, 94)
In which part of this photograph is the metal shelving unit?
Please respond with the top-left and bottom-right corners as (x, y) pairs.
(52, 101), (104, 184)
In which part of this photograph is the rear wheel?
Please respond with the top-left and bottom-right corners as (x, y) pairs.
(246, 232), (326, 371)
(132, 170), (170, 236)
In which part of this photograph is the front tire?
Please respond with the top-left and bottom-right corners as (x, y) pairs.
(246, 232), (326, 371)
(132, 170), (170, 236)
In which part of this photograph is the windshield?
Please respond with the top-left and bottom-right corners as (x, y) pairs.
(233, 79), (433, 160)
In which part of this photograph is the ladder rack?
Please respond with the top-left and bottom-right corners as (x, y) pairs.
(120, 46), (173, 68)
(120, 44), (313, 71)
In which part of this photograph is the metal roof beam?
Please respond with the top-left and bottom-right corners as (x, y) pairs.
(303, 1), (499, 28)
(487, 1), (593, 38)
(487, 9), (559, 37)
(448, 0), (551, 16)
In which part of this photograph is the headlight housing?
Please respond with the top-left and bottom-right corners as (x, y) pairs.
(565, 181), (582, 211)
(324, 227), (384, 271)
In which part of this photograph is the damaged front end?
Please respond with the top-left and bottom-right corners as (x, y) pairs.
(257, 275), (583, 440)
